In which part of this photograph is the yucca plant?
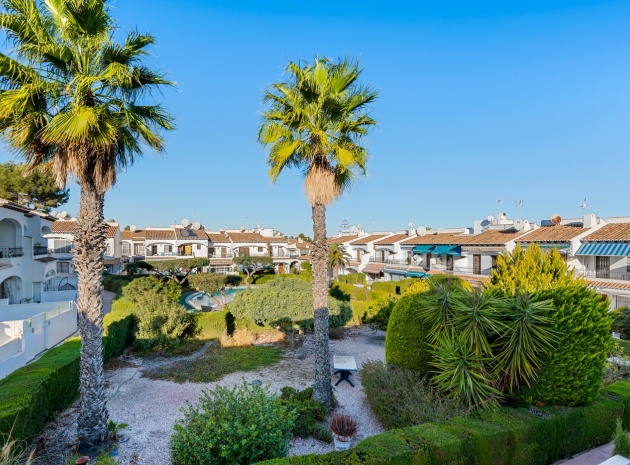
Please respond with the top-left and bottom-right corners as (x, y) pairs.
(416, 279), (465, 341)
(0, 0), (174, 446)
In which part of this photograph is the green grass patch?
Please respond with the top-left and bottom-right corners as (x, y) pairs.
(143, 341), (284, 383)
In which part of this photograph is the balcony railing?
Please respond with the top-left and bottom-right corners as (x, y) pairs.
(0, 247), (23, 258)
(49, 246), (74, 254)
(369, 256), (411, 266)
(577, 269), (630, 281)
(209, 251), (233, 259)
(33, 246), (49, 256)
(273, 251), (300, 259)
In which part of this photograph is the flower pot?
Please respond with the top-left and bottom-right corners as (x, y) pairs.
(333, 434), (353, 451)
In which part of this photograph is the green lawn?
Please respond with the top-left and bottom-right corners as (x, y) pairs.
(143, 341), (284, 383)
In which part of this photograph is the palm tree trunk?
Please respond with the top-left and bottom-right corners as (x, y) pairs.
(311, 202), (332, 405)
(75, 181), (109, 448)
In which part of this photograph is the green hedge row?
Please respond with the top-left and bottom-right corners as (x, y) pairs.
(331, 283), (390, 302)
(338, 273), (367, 285)
(259, 380), (630, 465)
(371, 278), (419, 295)
(0, 298), (135, 443)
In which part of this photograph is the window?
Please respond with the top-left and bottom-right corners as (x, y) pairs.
(165, 245), (173, 253)
(122, 242), (131, 254)
(57, 262), (70, 273)
(258, 247), (264, 252)
(617, 296), (630, 309)
(53, 239), (73, 253)
(106, 245), (112, 256)
(491, 255), (498, 269)
(627, 258), (630, 273)
(197, 244), (201, 250)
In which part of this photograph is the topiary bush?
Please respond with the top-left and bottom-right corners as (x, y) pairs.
(513, 284), (612, 406)
(384, 293), (434, 375)
(122, 275), (181, 303)
(228, 278), (351, 330)
(170, 381), (297, 465)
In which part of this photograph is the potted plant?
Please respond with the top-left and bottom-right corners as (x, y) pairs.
(330, 414), (357, 451)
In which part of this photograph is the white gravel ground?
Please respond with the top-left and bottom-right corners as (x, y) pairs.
(39, 326), (386, 464)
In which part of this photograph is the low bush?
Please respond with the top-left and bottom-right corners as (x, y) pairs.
(337, 273), (366, 285)
(259, 378), (630, 465)
(384, 293), (433, 374)
(402, 279), (431, 296)
(280, 387), (331, 443)
(0, 298), (135, 443)
(371, 278), (419, 295)
(133, 291), (193, 351)
(170, 381), (297, 465)
(361, 361), (468, 430)
(364, 299), (397, 331)
(122, 275), (181, 303)
(102, 273), (140, 295)
(614, 418), (630, 457)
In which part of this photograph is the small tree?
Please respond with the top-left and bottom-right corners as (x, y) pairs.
(233, 255), (273, 288)
(188, 273), (228, 308)
(133, 291), (192, 351)
(0, 162), (69, 211)
(122, 276), (180, 303)
(139, 258), (209, 284)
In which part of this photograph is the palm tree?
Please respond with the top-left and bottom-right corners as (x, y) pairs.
(0, 0), (173, 447)
(259, 57), (377, 404)
(327, 243), (350, 279)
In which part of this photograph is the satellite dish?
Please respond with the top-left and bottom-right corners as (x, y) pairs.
(514, 219), (524, 231)
(487, 215), (495, 223)
(408, 221), (414, 229)
(240, 225), (245, 232)
(357, 223), (362, 230)
(181, 218), (190, 228)
(551, 214), (562, 225)
(130, 225), (137, 232)
(350, 226), (358, 233)
(50, 210), (58, 217)
(219, 228), (225, 234)
(417, 226), (427, 235)
(192, 221), (201, 230)
(256, 224), (261, 229)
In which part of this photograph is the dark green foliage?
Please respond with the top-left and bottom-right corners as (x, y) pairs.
(228, 278), (352, 330)
(513, 284), (612, 406)
(613, 307), (630, 340)
(122, 275), (181, 303)
(384, 293), (433, 374)
(301, 261), (312, 272)
(280, 387), (331, 442)
(102, 273), (140, 295)
(614, 418), (630, 457)
(363, 299), (397, 330)
(337, 273), (366, 285)
(257, 378), (630, 465)
(0, 162), (69, 211)
(0, 302), (135, 443)
(372, 278), (421, 295)
(361, 361), (468, 430)
(170, 381), (297, 464)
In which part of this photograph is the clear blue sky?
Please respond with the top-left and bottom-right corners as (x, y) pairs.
(1, 0), (629, 235)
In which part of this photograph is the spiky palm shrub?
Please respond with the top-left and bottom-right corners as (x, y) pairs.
(259, 57), (378, 405)
(0, 0), (173, 446)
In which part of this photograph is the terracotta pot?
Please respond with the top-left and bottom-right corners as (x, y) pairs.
(75, 457), (89, 465)
(332, 434), (352, 451)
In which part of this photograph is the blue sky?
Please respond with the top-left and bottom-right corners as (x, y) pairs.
(1, 0), (629, 235)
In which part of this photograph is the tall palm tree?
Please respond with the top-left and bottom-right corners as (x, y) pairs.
(327, 243), (350, 278)
(0, 0), (173, 447)
(259, 57), (377, 404)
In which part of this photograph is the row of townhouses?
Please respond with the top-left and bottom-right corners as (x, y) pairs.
(328, 212), (630, 309)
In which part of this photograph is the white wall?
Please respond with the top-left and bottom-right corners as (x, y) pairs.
(41, 289), (77, 302)
(0, 299), (72, 321)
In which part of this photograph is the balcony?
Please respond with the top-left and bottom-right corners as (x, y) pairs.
(273, 251), (300, 259)
(209, 251), (233, 259)
(369, 256), (411, 266)
(0, 247), (23, 259)
(33, 246), (49, 256)
(577, 269), (630, 281)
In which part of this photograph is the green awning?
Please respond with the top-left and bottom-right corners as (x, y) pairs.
(405, 270), (429, 279)
(384, 268), (407, 276)
(413, 245), (435, 254)
(431, 245), (461, 256)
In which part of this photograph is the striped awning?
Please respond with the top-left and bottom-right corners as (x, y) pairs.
(384, 268), (407, 276)
(363, 264), (385, 274)
(413, 245), (435, 254)
(576, 242), (630, 257)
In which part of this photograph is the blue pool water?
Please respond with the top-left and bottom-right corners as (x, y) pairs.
(188, 287), (245, 309)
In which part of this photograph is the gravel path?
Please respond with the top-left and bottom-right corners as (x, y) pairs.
(38, 326), (386, 464)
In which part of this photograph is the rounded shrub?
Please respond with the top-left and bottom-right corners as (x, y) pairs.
(384, 293), (433, 375)
(514, 284), (612, 406)
(170, 381), (297, 465)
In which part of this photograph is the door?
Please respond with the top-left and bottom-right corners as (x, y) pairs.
(446, 255), (454, 271)
(33, 282), (41, 303)
(239, 247), (250, 257)
(220, 247), (226, 258)
(473, 255), (481, 275)
(596, 256), (610, 278)
(278, 263), (285, 274)
(184, 245), (192, 256)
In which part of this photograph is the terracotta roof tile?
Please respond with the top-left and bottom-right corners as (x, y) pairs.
(121, 230), (134, 240)
(52, 220), (78, 233)
(374, 234), (412, 245)
(401, 233), (472, 246)
(582, 223), (630, 242)
(516, 225), (586, 243)
(207, 233), (230, 242)
(463, 229), (530, 245)
(349, 234), (388, 245)
(327, 235), (358, 245)
(587, 279), (630, 291)
(104, 225), (118, 238)
(174, 227), (206, 240)
(145, 229), (175, 240)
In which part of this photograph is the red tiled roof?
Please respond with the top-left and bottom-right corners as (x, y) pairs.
(516, 225), (586, 242)
(374, 233), (411, 245)
(327, 235), (358, 245)
(401, 233), (471, 246)
(52, 220), (78, 233)
(104, 225), (118, 238)
(145, 229), (175, 240)
(207, 232), (230, 242)
(463, 229), (530, 246)
(349, 234), (388, 245)
(582, 223), (630, 242)
(227, 232), (285, 243)
(174, 227), (207, 240)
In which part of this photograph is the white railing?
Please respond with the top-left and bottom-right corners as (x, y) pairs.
(0, 337), (20, 363)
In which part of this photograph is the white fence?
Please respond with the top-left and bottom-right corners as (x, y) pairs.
(0, 301), (77, 379)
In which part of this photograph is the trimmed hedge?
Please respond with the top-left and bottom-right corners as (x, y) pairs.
(372, 278), (419, 295)
(384, 293), (433, 374)
(0, 297), (135, 443)
(338, 273), (366, 285)
(259, 379), (630, 465)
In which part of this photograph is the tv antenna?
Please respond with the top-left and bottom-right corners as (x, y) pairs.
(580, 198), (587, 214)
(516, 199), (523, 210)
